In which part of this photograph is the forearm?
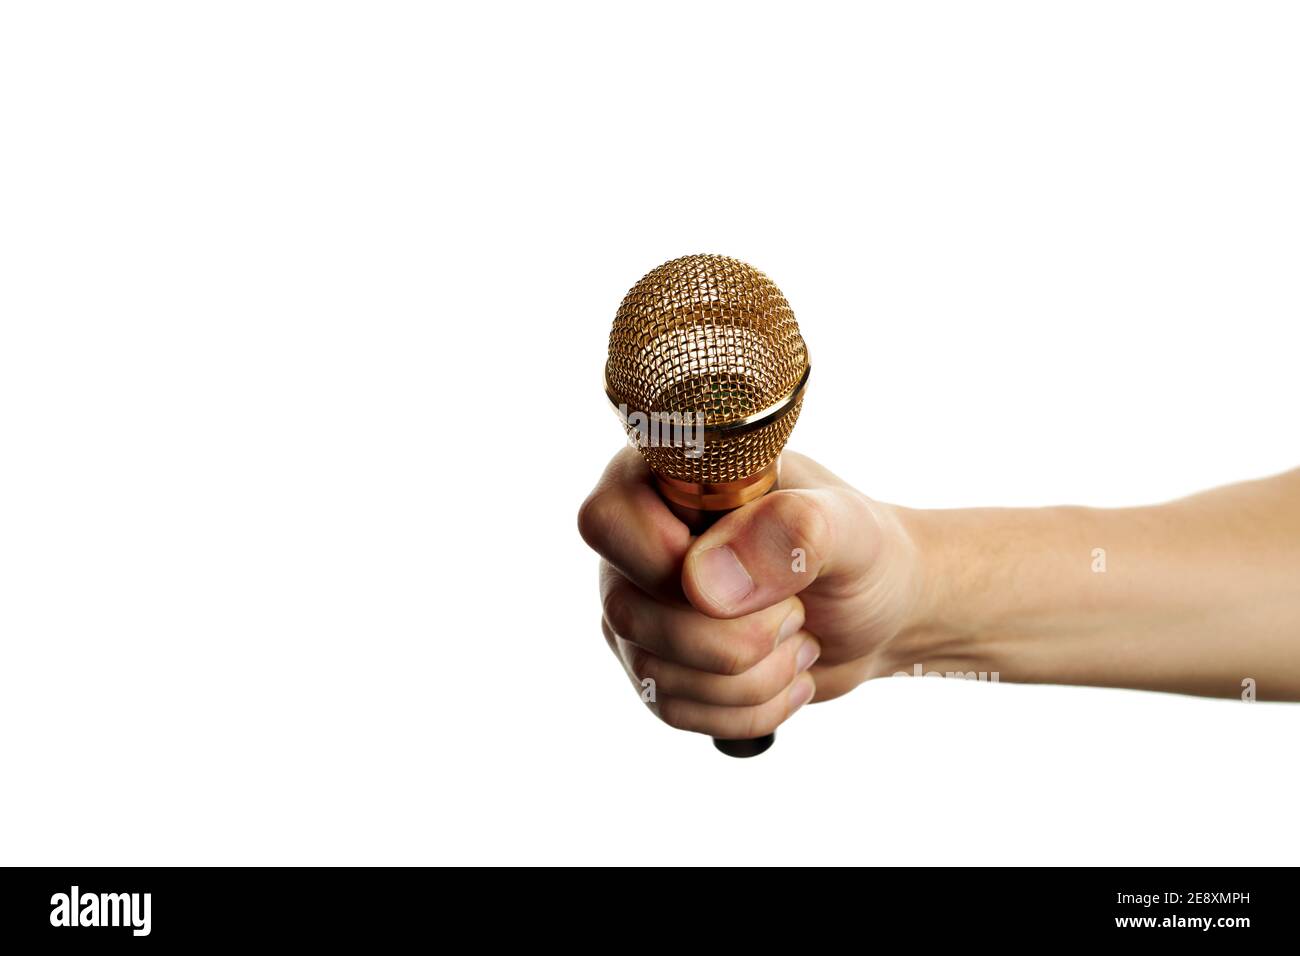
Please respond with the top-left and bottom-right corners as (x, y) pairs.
(893, 470), (1300, 700)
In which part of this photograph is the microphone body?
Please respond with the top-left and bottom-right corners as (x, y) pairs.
(605, 255), (811, 758)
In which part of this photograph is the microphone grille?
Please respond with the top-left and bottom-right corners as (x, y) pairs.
(606, 254), (808, 484)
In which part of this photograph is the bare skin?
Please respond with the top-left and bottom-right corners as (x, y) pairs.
(577, 449), (1300, 740)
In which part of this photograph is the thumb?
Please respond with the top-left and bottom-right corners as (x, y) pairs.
(682, 487), (882, 618)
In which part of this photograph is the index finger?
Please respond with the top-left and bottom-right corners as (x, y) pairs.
(577, 446), (692, 602)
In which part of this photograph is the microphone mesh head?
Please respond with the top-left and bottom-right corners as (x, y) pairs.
(606, 254), (808, 484)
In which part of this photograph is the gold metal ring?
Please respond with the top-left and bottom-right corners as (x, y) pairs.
(605, 360), (810, 441)
(654, 462), (778, 511)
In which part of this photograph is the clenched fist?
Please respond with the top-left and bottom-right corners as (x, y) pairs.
(577, 448), (932, 740)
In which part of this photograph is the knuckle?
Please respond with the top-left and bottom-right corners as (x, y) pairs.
(765, 662), (797, 705)
(713, 639), (759, 676)
(656, 697), (688, 731)
(735, 672), (781, 707)
(576, 490), (615, 549)
(744, 701), (782, 739)
(732, 623), (774, 673)
(735, 641), (768, 675)
(744, 611), (780, 655)
(769, 492), (832, 568)
(600, 579), (635, 638)
(628, 645), (653, 682)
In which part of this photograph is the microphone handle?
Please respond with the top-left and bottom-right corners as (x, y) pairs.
(665, 482), (780, 760)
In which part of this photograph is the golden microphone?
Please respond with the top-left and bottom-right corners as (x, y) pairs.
(604, 254), (811, 758)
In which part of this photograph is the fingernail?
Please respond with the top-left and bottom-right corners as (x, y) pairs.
(694, 546), (753, 611)
(789, 674), (815, 712)
(795, 638), (820, 673)
(776, 608), (803, 644)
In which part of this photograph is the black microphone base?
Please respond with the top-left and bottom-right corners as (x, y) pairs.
(713, 732), (776, 758)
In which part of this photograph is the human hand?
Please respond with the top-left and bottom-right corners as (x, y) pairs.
(577, 448), (932, 739)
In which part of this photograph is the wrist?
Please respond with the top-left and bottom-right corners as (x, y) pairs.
(881, 503), (1017, 680)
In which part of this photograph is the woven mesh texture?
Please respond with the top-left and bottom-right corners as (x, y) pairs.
(606, 255), (808, 482)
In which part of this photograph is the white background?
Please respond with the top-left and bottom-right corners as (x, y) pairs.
(2, 2), (1297, 865)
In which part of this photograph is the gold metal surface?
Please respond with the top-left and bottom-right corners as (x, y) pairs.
(605, 254), (810, 488)
(655, 461), (779, 511)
